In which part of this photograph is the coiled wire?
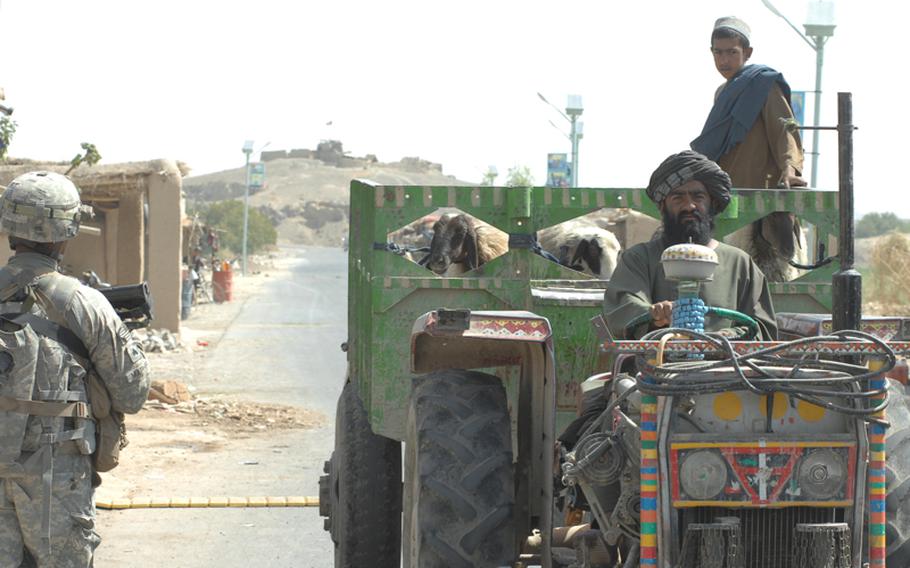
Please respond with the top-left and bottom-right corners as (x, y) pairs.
(635, 327), (895, 426)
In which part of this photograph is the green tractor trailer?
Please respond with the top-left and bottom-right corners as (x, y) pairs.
(319, 93), (910, 567)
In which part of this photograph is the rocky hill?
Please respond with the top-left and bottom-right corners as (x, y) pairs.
(183, 147), (473, 246)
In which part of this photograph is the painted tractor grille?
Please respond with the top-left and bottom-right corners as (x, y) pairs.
(679, 507), (846, 568)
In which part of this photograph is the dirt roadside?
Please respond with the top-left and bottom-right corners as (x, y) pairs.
(95, 251), (328, 505)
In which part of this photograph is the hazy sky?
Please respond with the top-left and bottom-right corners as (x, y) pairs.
(1, 0), (903, 216)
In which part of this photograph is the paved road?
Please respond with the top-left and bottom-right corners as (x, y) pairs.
(192, 245), (347, 415)
(96, 246), (346, 567)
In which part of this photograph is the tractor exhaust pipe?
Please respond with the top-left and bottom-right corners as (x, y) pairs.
(832, 92), (861, 333)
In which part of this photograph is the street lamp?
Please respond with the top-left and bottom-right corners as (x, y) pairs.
(762, 0), (836, 187)
(566, 95), (584, 187)
(241, 139), (254, 277)
(483, 165), (498, 186)
(574, 120), (585, 185)
(537, 92), (584, 187)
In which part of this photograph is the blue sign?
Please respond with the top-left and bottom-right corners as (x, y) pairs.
(547, 153), (570, 188)
(250, 162), (265, 190)
(791, 91), (806, 126)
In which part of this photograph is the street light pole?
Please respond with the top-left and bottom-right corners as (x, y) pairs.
(566, 95), (584, 188)
(569, 115), (578, 187)
(810, 35), (827, 188)
(538, 92), (584, 187)
(241, 140), (253, 276)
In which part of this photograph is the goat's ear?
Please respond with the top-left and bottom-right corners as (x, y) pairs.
(792, 216), (803, 249)
(463, 228), (479, 270)
(756, 218), (772, 244)
(587, 239), (603, 275)
(570, 239), (591, 268)
(768, 212), (795, 257)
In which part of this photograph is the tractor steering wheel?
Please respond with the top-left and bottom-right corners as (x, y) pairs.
(622, 306), (760, 340)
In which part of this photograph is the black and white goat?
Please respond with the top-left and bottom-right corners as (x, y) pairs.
(538, 221), (621, 279)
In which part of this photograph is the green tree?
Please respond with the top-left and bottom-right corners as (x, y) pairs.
(65, 142), (102, 175)
(856, 212), (910, 239)
(197, 200), (277, 255)
(0, 116), (16, 161)
(505, 165), (534, 187)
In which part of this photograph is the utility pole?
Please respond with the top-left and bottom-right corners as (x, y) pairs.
(241, 140), (253, 276)
(538, 92), (585, 187)
(566, 95), (584, 187)
(806, 19), (834, 188)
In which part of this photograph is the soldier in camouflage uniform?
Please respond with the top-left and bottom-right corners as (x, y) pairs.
(0, 171), (150, 567)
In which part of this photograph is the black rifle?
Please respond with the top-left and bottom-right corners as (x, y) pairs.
(98, 282), (154, 329)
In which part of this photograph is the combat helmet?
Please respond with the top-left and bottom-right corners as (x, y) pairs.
(0, 171), (92, 242)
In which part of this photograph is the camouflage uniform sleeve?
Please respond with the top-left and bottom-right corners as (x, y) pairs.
(64, 287), (150, 414)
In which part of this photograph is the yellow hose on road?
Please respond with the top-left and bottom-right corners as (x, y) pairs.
(96, 496), (319, 510)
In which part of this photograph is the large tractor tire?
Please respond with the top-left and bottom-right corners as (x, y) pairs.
(403, 369), (516, 568)
(322, 381), (402, 567)
(884, 379), (910, 567)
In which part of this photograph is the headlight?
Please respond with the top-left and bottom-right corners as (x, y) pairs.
(797, 449), (846, 500)
(680, 450), (728, 500)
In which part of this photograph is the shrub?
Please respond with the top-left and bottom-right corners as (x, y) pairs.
(194, 200), (277, 255)
(867, 232), (910, 313)
(856, 212), (910, 239)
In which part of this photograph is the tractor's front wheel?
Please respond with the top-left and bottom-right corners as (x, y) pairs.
(321, 381), (402, 567)
(403, 369), (516, 568)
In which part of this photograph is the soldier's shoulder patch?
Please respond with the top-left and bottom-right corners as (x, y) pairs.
(127, 343), (144, 364)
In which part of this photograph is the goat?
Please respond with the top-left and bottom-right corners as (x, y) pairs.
(424, 214), (509, 275)
(388, 214), (439, 252)
(725, 211), (809, 282)
(537, 221), (622, 279)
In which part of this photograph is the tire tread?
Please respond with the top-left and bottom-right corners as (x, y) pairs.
(334, 382), (402, 567)
(407, 369), (514, 568)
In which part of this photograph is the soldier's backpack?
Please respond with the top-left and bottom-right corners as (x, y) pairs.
(4, 310), (126, 473)
(0, 267), (126, 472)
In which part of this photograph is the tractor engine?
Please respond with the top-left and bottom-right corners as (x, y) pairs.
(563, 359), (872, 568)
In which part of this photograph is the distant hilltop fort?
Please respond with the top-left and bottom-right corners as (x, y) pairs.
(260, 140), (443, 174)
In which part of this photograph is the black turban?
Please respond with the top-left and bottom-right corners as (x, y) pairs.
(646, 150), (732, 213)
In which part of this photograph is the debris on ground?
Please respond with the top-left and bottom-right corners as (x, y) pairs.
(135, 328), (184, 353)
(143, 395), (325, 433)
(192, 398), (326, 432)
(147, 380), (193, 404)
